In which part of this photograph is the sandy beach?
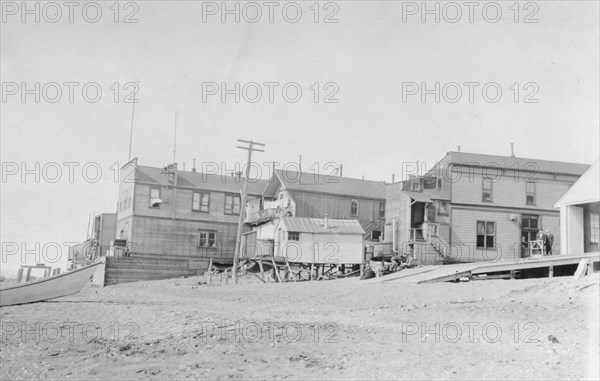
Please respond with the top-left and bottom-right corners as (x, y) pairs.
(1, 273), (599, 380)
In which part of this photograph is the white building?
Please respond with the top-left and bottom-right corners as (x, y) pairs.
(554, 159), (600, 255)
(244, 217), (365, 264)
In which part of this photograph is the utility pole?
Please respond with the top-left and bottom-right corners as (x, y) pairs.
(232, 139), (265, 284)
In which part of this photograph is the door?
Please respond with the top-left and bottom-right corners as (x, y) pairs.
(521, 214), (540, 257)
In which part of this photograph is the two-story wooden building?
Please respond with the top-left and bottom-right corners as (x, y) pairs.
(246, 168), (387, 240)
(385, 152), (590, 263)
(115, 159), (269, 263)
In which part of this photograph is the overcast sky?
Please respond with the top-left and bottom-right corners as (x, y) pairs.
(1, 0), (599, 275)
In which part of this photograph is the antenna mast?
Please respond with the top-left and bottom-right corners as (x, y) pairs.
(173, 111), (178, 163)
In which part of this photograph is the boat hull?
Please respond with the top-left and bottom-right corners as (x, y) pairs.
(0, 261), (103, 307)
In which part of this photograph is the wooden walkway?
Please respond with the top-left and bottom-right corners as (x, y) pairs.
(366, 252), (600, 284)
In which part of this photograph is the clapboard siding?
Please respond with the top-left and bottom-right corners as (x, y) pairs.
(451, 169), (576, 210)
(450, 208), (561, 262)
(133, 185), (260, 224)
(128, 215), (247, 261)
(279, 233), (363, 264)
(290, 190), (384, 222)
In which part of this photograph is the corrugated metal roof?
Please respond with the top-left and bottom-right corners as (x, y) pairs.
(269, 169), (386, 199)
(136, 165), (269, 195)
(445, 152), (589, 176)
(281, 217), (365, 235)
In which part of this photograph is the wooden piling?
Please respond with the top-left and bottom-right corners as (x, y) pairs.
(285, 258), (296, 282)
(258, 259), (265, 281)
(271, 257), (282, 283)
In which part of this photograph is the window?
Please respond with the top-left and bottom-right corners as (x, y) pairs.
(427, 203), (436, 222)
(476, 221), (495, 249)
(411, 182), (420, 191)
(288, 231), (300, 241)
(192, 192), (210, 212)
(350, 200), (359, 217)
(379, 201), (386, 218)
(372, 230), (382, 241)
(438, 201), (449, 216)
(522, 214), (539, 230)
(224, 194), (241, 215)
(198, 231), (217, 247)
(526, 182), (536, 205)
(482, 178), (493, 202)
(591, 213), (599, 244)
(149, 187), (161, 208)
(423, 176), (437, 189)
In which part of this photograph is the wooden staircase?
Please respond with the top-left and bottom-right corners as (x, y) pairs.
(411, 240), (446, 266)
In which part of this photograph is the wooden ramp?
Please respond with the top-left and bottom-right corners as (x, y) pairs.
(364, 263), (481, 284)
(367, 252), (600, 284)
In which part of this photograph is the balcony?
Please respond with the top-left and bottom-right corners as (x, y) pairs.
(245, 199), (293, 225)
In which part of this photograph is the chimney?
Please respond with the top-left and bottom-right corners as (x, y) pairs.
(182, 162), (186, 171)
(392, 174), (395, 183)
(192, 159), (197, 172)
(457, 145), (461, 152)
(339, 164), (343, 177)
(510, 142), (515, 158)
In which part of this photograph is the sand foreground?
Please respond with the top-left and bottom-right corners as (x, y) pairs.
(1, 273), (599, 380)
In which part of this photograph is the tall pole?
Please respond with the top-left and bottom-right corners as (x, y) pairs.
(127, 98), (136, 162)
(232, 139), (265, 284)
(173, 110), (178, 163)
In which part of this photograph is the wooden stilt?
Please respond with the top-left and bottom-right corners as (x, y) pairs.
(310, 263), (314, 281)
(271, 257), (282, 283)
(285, 258), (296, 282)
(258, 259), (265, 280)
(207, 258), (213, 284)
(16, 268), (24, 283)
(549, 266), (554, 278)
(574, 259), (590, 279)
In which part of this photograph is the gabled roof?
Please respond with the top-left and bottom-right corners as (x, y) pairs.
(264, 169), (386, 199)
(440, 151), (589, 176)
(554, 159), (600, 207)
(281, 217), (366, 235)
(135, 165), (269, 195)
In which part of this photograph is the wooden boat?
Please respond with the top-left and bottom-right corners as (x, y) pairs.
(0, 261), (103, 307)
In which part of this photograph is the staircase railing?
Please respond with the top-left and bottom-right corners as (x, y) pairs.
(410, 223), (451, 261)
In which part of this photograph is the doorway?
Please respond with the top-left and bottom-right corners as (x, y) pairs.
(521, 214), (540, 257)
